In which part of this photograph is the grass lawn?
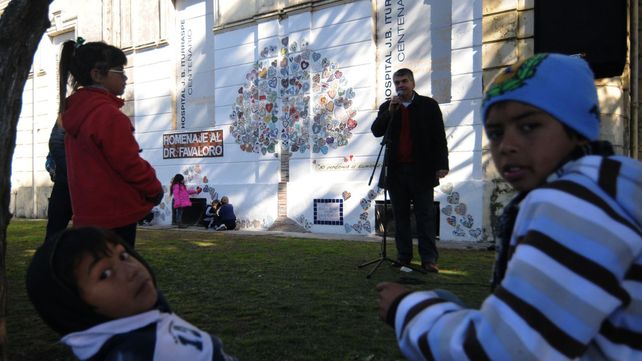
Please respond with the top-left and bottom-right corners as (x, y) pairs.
(6, 219), (494, 361)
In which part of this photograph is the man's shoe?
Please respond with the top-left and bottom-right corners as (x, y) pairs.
(421, 263), (439, 273)
(215, 224), (227, 231)
(392, 259), (411, 268)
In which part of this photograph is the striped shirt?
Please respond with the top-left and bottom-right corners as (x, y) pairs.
(391, 155), (642, 360)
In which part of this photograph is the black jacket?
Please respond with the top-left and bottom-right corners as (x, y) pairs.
(371, 92), (449, 188)
(48, 124), (68, 183)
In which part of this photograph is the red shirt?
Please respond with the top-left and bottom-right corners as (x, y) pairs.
(397, 106), (414, 163)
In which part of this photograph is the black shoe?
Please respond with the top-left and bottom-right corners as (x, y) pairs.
(392, 259), (411, 268)
(421, 262), (439, 273)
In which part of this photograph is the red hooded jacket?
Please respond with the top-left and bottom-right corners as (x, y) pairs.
(63, 87), (162, 228)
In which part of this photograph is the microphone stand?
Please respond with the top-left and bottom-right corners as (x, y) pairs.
(359, 100), (426, 278)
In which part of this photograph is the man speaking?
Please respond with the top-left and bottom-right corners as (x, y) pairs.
(371, 68), (449, 273)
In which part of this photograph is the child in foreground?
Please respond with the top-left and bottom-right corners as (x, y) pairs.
(377, 53), (641, 360)
(26, 227), (236, 361)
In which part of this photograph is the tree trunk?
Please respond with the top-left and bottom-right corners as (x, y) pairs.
(268, 150), (310, 232)
(0, 0), (53, 358)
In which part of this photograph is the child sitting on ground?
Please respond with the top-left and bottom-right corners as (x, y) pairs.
(377, 53), (641, 360)
(26, 227), (236, 361)
(213, 196), (236, 231)
(202, 199), (220, 229)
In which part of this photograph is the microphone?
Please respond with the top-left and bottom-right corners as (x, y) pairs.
(392, 90), (403, 110)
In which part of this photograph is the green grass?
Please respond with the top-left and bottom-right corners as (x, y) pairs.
(6, 219), (494, 361)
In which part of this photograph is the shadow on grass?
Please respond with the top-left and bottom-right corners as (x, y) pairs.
(7, 219), (493, 361)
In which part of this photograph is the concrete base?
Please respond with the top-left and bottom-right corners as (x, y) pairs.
(268, 216), (310, 233)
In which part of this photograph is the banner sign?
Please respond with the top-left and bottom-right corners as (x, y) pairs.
(163, 130), (224, 159)
(178, 19), (194, 129)
(376, 0), (452, 104)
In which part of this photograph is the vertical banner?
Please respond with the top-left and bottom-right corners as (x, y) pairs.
(177, 18), (194, 130)
(376, 0), (452, 105)
(175, 2), (215, 130)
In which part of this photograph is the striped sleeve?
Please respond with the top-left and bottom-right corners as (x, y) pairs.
(392, 180), (642, 361)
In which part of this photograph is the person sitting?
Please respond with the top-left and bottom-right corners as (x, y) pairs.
(213, 196), (236, 231)
(26, 227), (236, 361)
(138, 212), (154, 226)
(201, 199), (220, 229)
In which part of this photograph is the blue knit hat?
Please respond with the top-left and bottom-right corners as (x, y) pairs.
(482, 53), (600, 140)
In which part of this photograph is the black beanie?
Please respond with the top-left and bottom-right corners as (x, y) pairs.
(25, 227), (169, 335)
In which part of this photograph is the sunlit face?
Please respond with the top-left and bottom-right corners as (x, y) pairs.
(485, 101), (586, 192)
(393, 74), (415, 101)
(92, 66), (127, 96)
(75, 242), (157, 319)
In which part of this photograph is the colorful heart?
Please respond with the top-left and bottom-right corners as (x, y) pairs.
(362, 220), (372, 233)
(447, 192), (460, 204)
(440, 182), (454, 195)
(447, 216), (457, 226)
(469, 228), (482, 239)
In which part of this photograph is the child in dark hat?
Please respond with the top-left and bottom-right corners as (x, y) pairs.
(26, 227), (236, 361)
(377, 53), (642, 360)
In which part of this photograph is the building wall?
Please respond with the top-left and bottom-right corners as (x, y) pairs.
(480, 0), (638, 242)
(157, 0), (487, 240)
(6, 0), (638, 242)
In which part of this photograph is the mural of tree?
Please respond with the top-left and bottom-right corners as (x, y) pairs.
(230, 37), (357, 155)
(229, 37), (357, 229)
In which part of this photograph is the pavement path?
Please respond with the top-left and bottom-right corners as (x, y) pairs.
(140, 224), (493, 250)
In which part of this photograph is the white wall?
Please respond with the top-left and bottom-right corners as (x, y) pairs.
(11, 0), (486, 241)
(154, 0), (485, 240)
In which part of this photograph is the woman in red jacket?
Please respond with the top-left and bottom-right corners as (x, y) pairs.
(58, 38), (163, 247)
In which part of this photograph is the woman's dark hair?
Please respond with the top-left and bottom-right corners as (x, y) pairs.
(58, 39), (127, 113)
(170, 174), (185, 195)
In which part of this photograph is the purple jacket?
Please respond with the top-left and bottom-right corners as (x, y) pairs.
(172, 184), (197, 208)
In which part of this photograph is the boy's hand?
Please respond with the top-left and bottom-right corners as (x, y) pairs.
(376, 282), (410, 324)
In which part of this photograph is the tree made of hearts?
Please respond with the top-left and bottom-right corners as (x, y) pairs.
(230, 37), (357, 156)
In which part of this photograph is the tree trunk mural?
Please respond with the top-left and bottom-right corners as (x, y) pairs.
(229, 37), (358, 232)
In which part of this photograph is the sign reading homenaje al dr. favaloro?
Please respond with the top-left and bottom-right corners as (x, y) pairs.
(163, 130), (224, 159)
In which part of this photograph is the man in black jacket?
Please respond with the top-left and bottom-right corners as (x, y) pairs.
(371, 68), (449, 272)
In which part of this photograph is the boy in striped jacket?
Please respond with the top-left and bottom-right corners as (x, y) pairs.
(377, 53), (642, 360)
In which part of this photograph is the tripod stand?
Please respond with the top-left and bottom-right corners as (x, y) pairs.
(358, 108), (426, 278)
